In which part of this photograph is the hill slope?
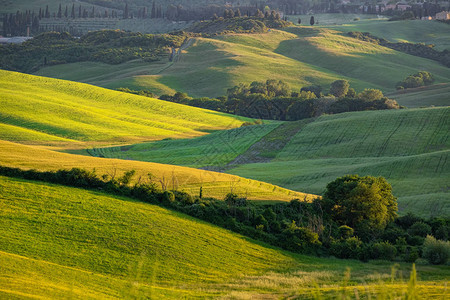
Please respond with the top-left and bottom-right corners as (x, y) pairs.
(387, 83), (450, 108)
(0, 175), (295, 298)
(0, 70), (248, 148)
(98, 107), (450, 217)
(0, 140), (314, 201)
(34, 25), (450, 97)
(1, 175), (449, 298)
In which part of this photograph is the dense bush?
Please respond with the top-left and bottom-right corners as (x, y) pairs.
(422, 235), (450, 265)
(396, 71), (435, 90)
(370, 242), (397, 261)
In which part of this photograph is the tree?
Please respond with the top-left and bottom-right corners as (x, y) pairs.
(330, 80), (349, 98)
(310, 16), (315, 25)
(57, 4), (62, 18)
(151, 1), (156, 18)
(124, 3), (129, 19)
(71, 4), (75, 18)
(298, 18), (301, 24)
(321, 175), (398, 232)
(357, 89), (384, 101)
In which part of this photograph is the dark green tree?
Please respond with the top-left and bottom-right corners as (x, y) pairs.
(321, 175), (398, 232)
(330, 80), (350, 98)
(310, 16), (315, 25)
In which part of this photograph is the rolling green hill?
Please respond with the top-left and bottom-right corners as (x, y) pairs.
(387, 83), (450, 108)
(1, 175), (449, 298)
(96, 107), (450, 217)
(328, 19), (450, 51)
(34, 24), (450, 98)
(0, 140), (313, 201)
(0, 70), (249, 148)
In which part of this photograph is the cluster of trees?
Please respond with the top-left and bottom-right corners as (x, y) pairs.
(396, 71), (435, 90)
(2, 11), (40, 37)
(1, 165), (448, 264)
(349, 31), (450, 68)
(157, 79), (399, 121)
(188, 16), (289, 35)
(0, 30), (187, 73)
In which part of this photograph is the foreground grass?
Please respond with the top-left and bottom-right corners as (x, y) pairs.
(0, 176), (448, 298)
(0, 70), (248, 148)
(0, 139), (313, 201)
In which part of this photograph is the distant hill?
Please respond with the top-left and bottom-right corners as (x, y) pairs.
(34, 25), (450, 98)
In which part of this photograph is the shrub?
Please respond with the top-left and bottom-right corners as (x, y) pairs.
(408, 221), (432, 237)
(338, 225), (354, 239)
(422, 235), (450, 265)
(370, 241), (397, 261)
(330, 237), (362, 259)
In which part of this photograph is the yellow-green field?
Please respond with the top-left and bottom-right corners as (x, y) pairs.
(0, 140), (314, 201)
(0, 70), (248, 148)
(99, 107), (450, 217)
(1, 175), (448, 298)
(35, 23), (450, 97)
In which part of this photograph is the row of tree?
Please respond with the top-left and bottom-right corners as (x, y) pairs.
(156, 79), (399, 121)
(0, 165), (448, 264)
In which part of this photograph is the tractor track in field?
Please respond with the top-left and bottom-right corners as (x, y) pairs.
(203, 119), (316, 172)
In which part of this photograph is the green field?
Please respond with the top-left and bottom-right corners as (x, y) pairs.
(1, 175), (449, 298)
(35, 23), (450, 98)
(387, 83), (450, 108)
(88, 122), (281, 168)
(0, 139), (314, 201)
(328, 19), (450, 51)
(0, 70), (249, 148)
(97, 107), (450, 217)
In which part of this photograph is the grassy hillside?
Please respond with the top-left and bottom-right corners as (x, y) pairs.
(0, 70), (249, 148)
(387, 83), (450, 108)
(35, 25), (450, 98)
(0, 140), (313, 201)
(1, 175), (449, 298)
(329, 19), (450, 51)
(88, 123), (281, 168)
(230, 107), (450, 217)
(98, 107), (449, 217)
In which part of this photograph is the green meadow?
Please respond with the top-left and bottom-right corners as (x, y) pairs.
(88, 123), (281, 168)
(1, 175), (449, 298)
(387, 83), (450, 108)
(98, 107), (450, 217)
(35, 21), (450, 97)
(0, 70), (248, 148)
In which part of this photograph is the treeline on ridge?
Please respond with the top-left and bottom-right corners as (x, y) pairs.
(153, 79), (400, 121)
(1, 166), (448, 264)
